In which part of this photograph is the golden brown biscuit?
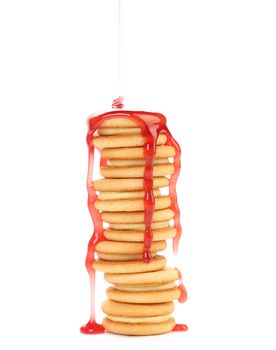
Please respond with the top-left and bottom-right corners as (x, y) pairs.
(103, 227), (176, 242)
(109, 221), (170, 231)
(105, 314), (172, 324)
(114, 282), (176, 291)
(103, 317), (176, 336)
(100, 118), (138, 128)
(97, 189), (160, 200)
(102, 145), (175, 159)
(101, 208), (174, 224)
(101, 299), (174, 317)
(97, 253), (156, 261)
(100, 164), (174, 178)
(108, 158), (168, 166)
(95, 240), (166, 255)
(93, 256), (166, 273)
(92, 134), (167, 149)
(93, 177), (169, 192)
(95, 196), (171, 212)
(98, 127), (141, 136)
(106, 287), (180, 304)
(104, 268), (178, 285)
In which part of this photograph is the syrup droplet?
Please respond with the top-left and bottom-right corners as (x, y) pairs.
(173, 324), (188, 332)
(175, 268), (188, 303)
(112, 96), (124, 109)
(143, 249), (152, 263)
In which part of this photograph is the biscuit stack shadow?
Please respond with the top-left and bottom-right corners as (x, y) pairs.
(92, 118), (180, 336)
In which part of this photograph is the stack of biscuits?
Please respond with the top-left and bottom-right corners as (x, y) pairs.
(91, 117), (181, 336)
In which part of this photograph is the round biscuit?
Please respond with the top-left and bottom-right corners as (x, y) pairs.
(92, 134), (167, 149)
(98, 127), (141, 135)
(114, 282), (176, 292)
(95, 196), (171, 212)
(104, 268), (178, 285)
(93, 177), (169, 192)
(108, 158), (168, 166)
(93, 255), (166, 273)
(102, 145), (175, 159)
(97, 253), (157, 261)
(101, 208), (174, 224)
(109, 221), (170, 230)
(103, 227), (176, 242)
(100, 164), (174, 178)
(106, 287), (180, 304)
(105, 314), (172, 324)
(95, 240), (166, 255)
(100, 118), (139, 128)
(101, 299), (174, 317)
(103, 317), (175, 336)
(97, 189), (160, 200)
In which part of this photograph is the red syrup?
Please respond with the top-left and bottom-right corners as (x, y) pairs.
(172, 268), (188, 332)
(173, 324), (188, 332)
(176, 268), (188, 303)
(81, 107), (187, 334)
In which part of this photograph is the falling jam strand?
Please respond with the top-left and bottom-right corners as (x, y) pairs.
(80, 127), (106, 334)
(172, 268), (188, 332)
(112, 96), (124, 109)
(161, 128), (182, 255)
(149, 126), (182, 254)
(175, 268), (187, 303)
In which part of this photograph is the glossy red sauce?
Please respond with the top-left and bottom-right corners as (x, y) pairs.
(176, 268), (188, 303)
(81, 107), (186, 334)
(173, 324), (189, 332)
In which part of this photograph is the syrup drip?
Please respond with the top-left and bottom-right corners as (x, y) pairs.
(80, 144), (105, 334)
(172, 269), (188, 332)
(81, 110), (186, 334)
(112, 96), (124, 109)
(173, 324), (188, 332)
(142, 123), (157, 262)
(176, 268), (188, 303)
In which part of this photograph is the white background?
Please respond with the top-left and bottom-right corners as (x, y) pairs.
(0, 0), (276, 349)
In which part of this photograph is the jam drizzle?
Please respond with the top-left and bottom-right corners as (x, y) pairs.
(81, 110), (186, 334)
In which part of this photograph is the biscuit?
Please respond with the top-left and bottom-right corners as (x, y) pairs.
(109, 221), (170, 231)
(106, 287), (180, 304)
(100, 118), (138, 128)
(100, 164), (174, 178)
(97, 253), (156, 261)
(104, 268), (178, 285)
(95, 240), (166, 255)
(92, 134), (167, 149)
(103, 227), (176, 242)
(105, 314), (172, 324)
(98, 127), (141, 136)
(103, 317), (175, 336)
(102, 145), (175, 159)
(108, 158), (168, 167)
(101, 208), (174, 224)
(113, 282), (176, 291)
(97, 189), (160, 200)
(101, 299), (174, 317)
(95, 196), (171, 212)
(93, 256), (166, 273)
(93, 177), (169, 192)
